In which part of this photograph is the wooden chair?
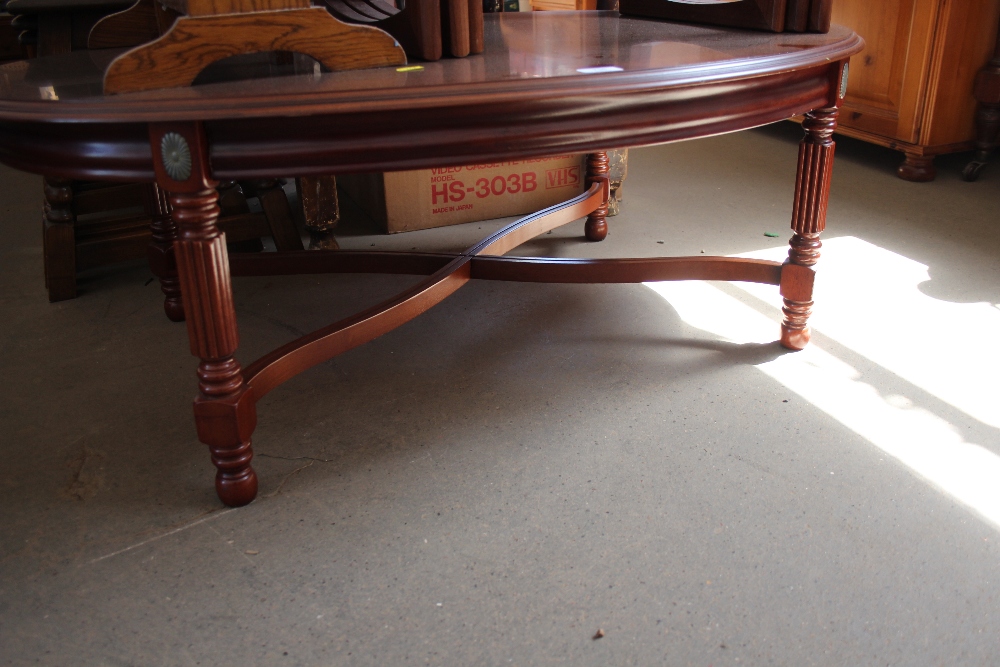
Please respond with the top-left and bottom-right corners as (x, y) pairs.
(9, 0), (326, 308)
(0, 1), (29, 62)
(41, 176), (306, 308)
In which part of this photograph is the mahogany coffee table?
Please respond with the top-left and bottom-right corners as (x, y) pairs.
(0, 12), (862, 506)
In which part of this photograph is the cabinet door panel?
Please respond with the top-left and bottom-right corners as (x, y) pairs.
(922, 0), (1000, 147)
(833, 0), (937, 142)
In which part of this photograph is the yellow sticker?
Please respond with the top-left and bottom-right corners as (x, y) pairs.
(396, 65), (425, 73)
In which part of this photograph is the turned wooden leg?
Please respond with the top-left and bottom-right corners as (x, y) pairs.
(964, 36), (1000, 182)
(253, 179), (304, 251)
(152, 123), (258, 507)
(606, 148), (628, 217)
(42, 177), (76, 302)
(584, 151), (610, 242)
(144, 184), (185, 322)
(963, 103), (1000, 181)
(219, 181), (265, 253)
(897, 152), (936, 182)
(297, 175), (341, 250)
(781, 107), (838, 351)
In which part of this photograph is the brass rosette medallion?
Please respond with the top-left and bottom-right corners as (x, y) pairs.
(161, 132), (192, 182)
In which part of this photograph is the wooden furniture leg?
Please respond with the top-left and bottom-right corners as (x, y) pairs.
(780, 106), (838, 351)
(152, 122), (257, 507)
(253, 179), (304, 251)
(297, 175), (340, 250)
(144, 183), (185, 321)
(897, 151), (935, 182)
(584, 151), (609, 241)
(42, 176), (76, 302)
(963, 24), (1000, 182)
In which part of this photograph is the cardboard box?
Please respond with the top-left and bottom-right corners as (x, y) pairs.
(338, 154), (587, 233)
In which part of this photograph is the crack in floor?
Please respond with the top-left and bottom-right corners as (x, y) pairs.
(257, 453), (337, 463)
(267, 461), (315, 498)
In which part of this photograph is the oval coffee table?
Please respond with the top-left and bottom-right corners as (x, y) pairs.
(0, 12), (863, 506)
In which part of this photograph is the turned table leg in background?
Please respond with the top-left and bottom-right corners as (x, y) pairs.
(297, 175), (341, 250)
(584, 151), (609, 241)
(964, 25), (1000, 182)
(253, 179), (304, 251)
(144, 183), (186, 322)
(151, 122), (259, 507)
(780, 107), (838, 351)
(42, 176), (75, 302)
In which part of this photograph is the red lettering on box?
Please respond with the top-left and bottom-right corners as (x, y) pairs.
(431, 182), (448, 204)
(544, 166), (580, 189)
(523, 172), (537, 192)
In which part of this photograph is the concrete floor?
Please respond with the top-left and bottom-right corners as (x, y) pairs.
(2, 123), (999, 665)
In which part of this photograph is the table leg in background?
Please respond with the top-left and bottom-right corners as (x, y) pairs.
(584, 151), (609, 242)
(145, 183), (186, 322)
(42, 176), (75, 302)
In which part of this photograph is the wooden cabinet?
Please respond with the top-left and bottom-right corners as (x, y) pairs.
(833, 0), (1000, 180)
(532, 0), (597, 11)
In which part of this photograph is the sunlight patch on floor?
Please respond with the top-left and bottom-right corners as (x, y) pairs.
(731, 236), (1000, 429)
(644, 237), (1000, 530)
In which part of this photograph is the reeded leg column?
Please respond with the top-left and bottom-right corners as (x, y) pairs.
(144, 184), (185, 322)
(780, 107), (838, 351)
(151, 123), (258, 507)
(584, 151), (610, 241)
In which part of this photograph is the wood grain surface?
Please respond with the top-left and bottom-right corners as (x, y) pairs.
(619, 0), (787, 32)
(104, 7), (406, 94)
(160, 0), (308, 17)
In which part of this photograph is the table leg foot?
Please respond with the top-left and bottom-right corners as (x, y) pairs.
(779, 249), (818, 351)
(193, 362), (259, 507)
(897, 152), (935, 182)
(584, 217), (607, 241)
(780, 299), (812, 350)
(216, 461), (258, 507)
(585, 151), (609, 241)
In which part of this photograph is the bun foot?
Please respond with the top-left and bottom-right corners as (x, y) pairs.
(780, 323), (810, 351)
(584, 217), (607, 241)
(216, 467), (258, 507)
(164, 297), (185, 322)
(897, 154), (936, 182)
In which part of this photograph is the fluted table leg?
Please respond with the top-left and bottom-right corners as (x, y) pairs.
(151, 122), (258, 507)
(780, 107), (838, 351)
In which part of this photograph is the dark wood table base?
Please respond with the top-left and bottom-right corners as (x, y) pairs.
(150, 108), (838, 507)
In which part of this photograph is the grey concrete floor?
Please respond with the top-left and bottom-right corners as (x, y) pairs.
(2, 124), (1000, 666)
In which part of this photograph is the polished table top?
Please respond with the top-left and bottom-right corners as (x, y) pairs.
(0, 12), (862, 179)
